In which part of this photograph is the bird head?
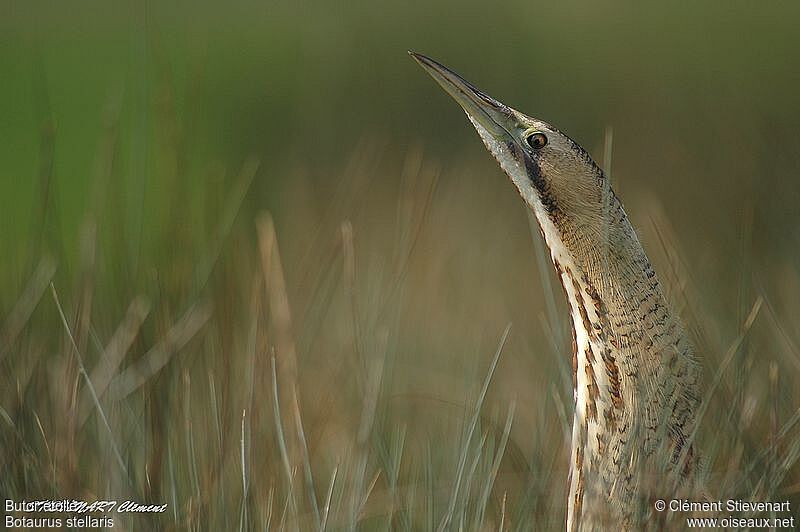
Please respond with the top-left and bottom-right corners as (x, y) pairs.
(411, 52), (612, 251)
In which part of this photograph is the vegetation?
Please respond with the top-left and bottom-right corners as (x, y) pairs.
(2, 2), (799, 529)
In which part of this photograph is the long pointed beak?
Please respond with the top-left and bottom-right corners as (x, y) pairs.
(409, 52), (518, 142)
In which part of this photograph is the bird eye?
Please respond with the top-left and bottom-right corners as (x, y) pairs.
(526, 132), (548, 149)
(526, 131), (547, 150)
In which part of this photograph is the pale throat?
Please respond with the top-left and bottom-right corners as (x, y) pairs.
(535, 209), (622, 532)
(463, 109), (698, 530)
(467, 115), (619, 442)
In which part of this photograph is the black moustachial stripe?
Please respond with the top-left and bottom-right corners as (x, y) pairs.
(520, 149), (559, 215)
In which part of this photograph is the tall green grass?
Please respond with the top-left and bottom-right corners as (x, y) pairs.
(2, 125), (799, 529)
(3, 4), (800, 527)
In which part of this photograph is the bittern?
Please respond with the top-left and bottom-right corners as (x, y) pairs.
(411, 52), (702, 530)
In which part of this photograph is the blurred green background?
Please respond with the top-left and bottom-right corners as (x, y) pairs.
(4, 2), (800, 268)
(2, 1), (799, 529)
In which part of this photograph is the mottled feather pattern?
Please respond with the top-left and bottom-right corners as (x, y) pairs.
(470, 110), (702, 530)
(415, 55), (704, 529)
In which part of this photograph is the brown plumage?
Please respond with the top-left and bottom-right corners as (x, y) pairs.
(411, 52), (704, 530)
